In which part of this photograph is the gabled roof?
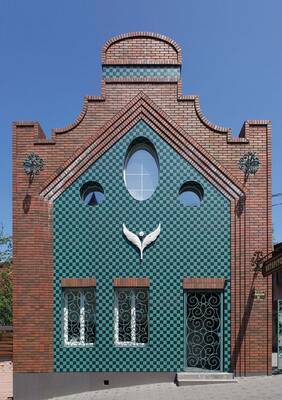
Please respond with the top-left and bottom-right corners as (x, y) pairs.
(40, 92), (245, 202)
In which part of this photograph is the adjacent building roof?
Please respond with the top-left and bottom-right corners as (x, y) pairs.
(262, 242), (282, 276)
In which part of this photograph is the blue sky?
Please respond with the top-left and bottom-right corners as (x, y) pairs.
(0, 0), (281, 241)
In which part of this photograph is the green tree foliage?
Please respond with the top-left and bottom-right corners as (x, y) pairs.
(0, 267), (12, 326)
(0, 225), (12, 264)
(0, 226), (12, 326)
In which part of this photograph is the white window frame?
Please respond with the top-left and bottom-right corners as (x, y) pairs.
(63, 288), (95, 347)
(114, 288), (148, 347)
(123, 142), (159, 201)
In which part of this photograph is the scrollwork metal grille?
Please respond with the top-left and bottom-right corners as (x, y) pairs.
(186, 291), (222, 370)
(63, 288), (96, 346)
(239, 152), (260, 177)
(114, 288), (149, 346)
(23, 152), (44, 179)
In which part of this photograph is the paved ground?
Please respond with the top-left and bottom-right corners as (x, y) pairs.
(50, 375), (282, 400)
(0, 361), (12, 400)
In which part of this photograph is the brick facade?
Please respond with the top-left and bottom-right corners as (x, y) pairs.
(13, 32), (272, 377)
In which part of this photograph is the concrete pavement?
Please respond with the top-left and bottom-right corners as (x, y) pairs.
(0, 361), (12, 400)
(49, 374), (282, 400)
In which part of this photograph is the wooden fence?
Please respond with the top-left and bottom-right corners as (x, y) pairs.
(0, 326), (13, 359)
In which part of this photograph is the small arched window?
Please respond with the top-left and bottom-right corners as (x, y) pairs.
(80, 181), (105, 206)
(124, 138), (159, 201)
(178, 181), (204, 207)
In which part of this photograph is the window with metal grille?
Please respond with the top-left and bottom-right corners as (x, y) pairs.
(63, 288), (96, 346)
(114, 288), (149, 346)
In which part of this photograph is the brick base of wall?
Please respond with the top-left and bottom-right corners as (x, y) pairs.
(14, 372), (175, 400)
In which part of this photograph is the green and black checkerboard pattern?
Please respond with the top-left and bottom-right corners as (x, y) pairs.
(102, 66), (181, 79)
(53, 120), (231, 372)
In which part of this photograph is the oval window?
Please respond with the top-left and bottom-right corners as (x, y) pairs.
(178, 181), (204, 207)
(80, 181), (105, 206)
(124, 138), (159, 201)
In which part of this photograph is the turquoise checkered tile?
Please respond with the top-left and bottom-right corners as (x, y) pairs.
(102, 66), (181, 79)
(53, 120), (231, 372)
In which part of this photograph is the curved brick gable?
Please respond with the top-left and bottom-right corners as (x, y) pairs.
(102, 32), (181, 65)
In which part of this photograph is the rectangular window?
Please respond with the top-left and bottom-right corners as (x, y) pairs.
(114, 288), (149, 346)
(63, 288), (96, 346)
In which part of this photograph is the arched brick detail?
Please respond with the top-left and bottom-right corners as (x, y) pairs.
(102, 32), (182, 65)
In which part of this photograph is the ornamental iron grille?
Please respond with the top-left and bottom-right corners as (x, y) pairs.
(63, 288), (96, 346)
(114, 288), (149, 346)
(239, 152), (260, 178)
(278, 300), (282, 370)
(186, 291), (223, 370)
(23, 152), (44, 181)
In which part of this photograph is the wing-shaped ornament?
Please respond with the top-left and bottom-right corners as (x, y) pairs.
(122, 223), (161, 260)
(123, 224), (142, 256)
(141, 224), (161, 259)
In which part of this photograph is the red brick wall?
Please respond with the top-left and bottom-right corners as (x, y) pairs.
(0, 328), (13, 358)
(13, 32), (272, 375)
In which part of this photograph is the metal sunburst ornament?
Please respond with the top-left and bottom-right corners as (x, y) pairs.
(23, 152), (44, 182)
(239, 152), (260, 178)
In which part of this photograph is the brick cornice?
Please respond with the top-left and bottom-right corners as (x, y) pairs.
(40, 92), (245, 202)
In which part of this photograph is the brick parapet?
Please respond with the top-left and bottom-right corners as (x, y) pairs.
(101, 32), (182, 64)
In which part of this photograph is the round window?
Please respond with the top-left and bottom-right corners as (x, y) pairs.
(178, 181), (204, 207)
(80, 181), (105, 206)
(124, 138), (159, 201)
